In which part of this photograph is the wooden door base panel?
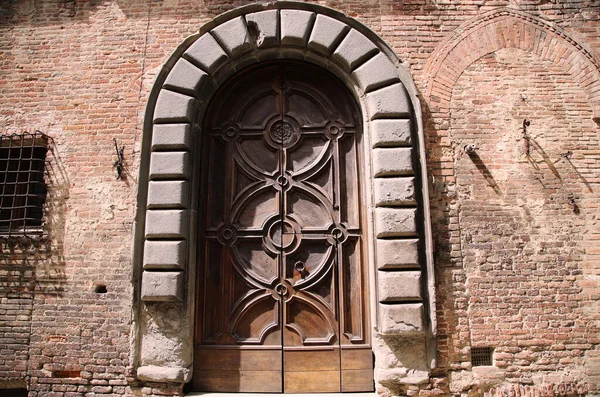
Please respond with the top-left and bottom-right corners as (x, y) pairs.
(192, 370), (283, 393)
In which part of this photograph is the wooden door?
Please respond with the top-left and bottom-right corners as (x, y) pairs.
(194, 62), (373, 393)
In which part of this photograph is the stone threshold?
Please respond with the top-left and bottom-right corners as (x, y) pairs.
(187, 393), (377, 397)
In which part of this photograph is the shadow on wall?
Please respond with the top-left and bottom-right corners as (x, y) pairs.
(464, 150), (502, 196)
(419, 93), (465, 373)
(525, 137), (593, 195)
(420, 94), (454, 270)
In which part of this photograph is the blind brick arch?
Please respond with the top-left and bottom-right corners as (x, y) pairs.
(425, 7), (600, 122)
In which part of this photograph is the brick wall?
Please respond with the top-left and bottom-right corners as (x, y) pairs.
(437, 47), (600, 393)
(0, 0), (598, 395)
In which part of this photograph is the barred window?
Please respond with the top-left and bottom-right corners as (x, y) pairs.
(471, 347), (494, 367)
(0, 131), (49, 237)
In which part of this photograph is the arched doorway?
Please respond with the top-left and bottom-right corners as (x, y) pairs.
(134, 2), (436, 394)
(193, 61), (373, 393)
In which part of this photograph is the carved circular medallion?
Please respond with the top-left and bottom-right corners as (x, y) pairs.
(271, 280), (295, 301)
(270, 121), (294, 143)
(276, 174), (289, 188)
(275, 283), (289, 297)
(269, 220), (295, 249)
(325, 120), (346, 141)
(217, 224), (238, 245)
(264, 115), (301, 149)
(274, 172), (293, 192)
(262, 215), (302, 255)
(221, 123), (240, 141)
(328, 222), (349, 244)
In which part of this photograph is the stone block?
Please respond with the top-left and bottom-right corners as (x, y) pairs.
(137, 366), (191, 383)
(145, 210), (188, 239)
(374, 177), (416, 207)
(373, 148), (413, 177)
(184, 33), (228, 74)
(147, 181), (189, 209)
(139, 304), (191, 367)
(365, 83), (411, 120)
(379, 303), (424, 334)
(151, 124), (192, 151)
(375, 208), (417, 238)
(352, 52), (399, 93)
(373, 333), (430, 384)
(149, 152), (190, 180)
(280, 10), (315, 47)
(307, 14), (348, 54)
(163, 58), (207, 96)
(332, 29), (378, 71)
(378, 271), (422, 302)
(143, 240), (186, 270)
(211, 16), (254, 58)
(376, 239), (419, 269)
(449, 370), (477, 394)
(153, 90), (195, 123)
(141, 271), (184, 302)
(245, 10), (279, 48)
(371, 119), (412, 147)
(473, 366), (506, 380)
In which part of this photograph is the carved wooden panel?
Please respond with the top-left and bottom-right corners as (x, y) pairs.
(194, 62), (373, 393)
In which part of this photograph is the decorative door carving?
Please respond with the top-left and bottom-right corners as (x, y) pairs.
(194, 62), (372, 393)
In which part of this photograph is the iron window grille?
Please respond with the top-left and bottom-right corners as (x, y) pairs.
(0, 131), (50, 238)
(471, 347), (494, 367)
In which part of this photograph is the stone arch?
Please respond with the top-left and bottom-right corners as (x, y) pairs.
(425, 7), (600, 121)
(133, 1), (435, 390)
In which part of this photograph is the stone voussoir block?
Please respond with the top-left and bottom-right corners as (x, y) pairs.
(184, 33), (228, 74)
(378, 271), (422, 302)
(153, 90), (195, 123)
(151, 124), (192, 151)
(307, 14), (349, 55)
(147, 180), (190, 209)
(332, 29), (378, 71)
(371, 119), (412, 147)
(163, 58), (207, 96)
(145, 210), (188, 239)
(373, 147), (413, 177)
(149, 152), (190, 180)
(211, 16), (254, 58)
(365, 83), (411, 120)
(143, 240), (187, 270)
(141, 271), (184, 302)
(379, 303), (424, 334)
(374, 177), (416, 207)
(280, 10), (315, 47)
(375, 208), (417, 238)
(352, 52), (399, 93)
(245, 10), (279, 48)
(376, 239), (419, 269)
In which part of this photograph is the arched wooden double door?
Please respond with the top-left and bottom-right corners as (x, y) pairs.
(194, 62), (373, 393)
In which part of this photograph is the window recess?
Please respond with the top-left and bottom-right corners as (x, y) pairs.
(471, 347), (494, 367)
(0, 131), (50, 239)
